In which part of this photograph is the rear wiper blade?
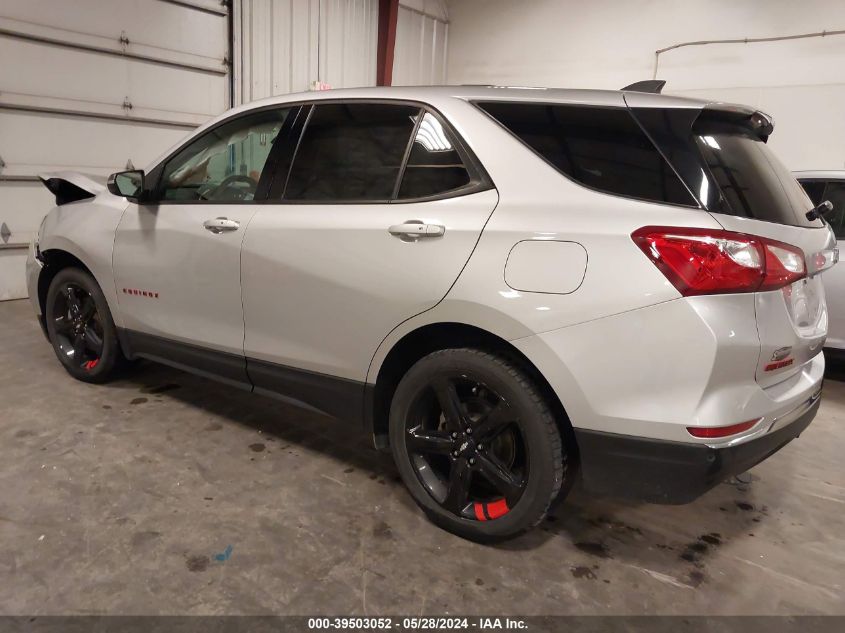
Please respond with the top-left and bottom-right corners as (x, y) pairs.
(806, 200), (833, 221)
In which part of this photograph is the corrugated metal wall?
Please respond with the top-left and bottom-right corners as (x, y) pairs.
(234, 0), (378, 103)
(392, 1), (449, 86)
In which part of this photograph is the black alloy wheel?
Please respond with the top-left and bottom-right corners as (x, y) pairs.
(51, 281), (105, 372)
(405, 373), (527, 521)
(46, 267), (124, 383)
(390, 348), (568, 541)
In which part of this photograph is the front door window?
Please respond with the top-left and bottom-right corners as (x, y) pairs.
(160, 108), (290, 202)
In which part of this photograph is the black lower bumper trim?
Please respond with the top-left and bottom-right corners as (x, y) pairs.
(574, 397), (820, 504)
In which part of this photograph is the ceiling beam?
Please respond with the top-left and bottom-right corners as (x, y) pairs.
(377, 0), (399, 86)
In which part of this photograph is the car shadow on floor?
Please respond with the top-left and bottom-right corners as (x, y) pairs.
(102, 359), (780, 563)
(102, 359), (402, 482)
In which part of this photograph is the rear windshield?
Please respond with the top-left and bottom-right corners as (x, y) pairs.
(632, 107), (820, 228)
(690, 118), (818, 227)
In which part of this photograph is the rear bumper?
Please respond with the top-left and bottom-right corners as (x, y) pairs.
(574, 392), (820, 504)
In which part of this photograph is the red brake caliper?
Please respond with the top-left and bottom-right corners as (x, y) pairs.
(473, 498), (510, 521)
(84, 359), (99, 371)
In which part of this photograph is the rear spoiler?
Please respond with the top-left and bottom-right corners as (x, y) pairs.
(621, 80), (666, 94)
(621, 81), (775, 141)
(698, 104), (775, 141)
(39, 171), (107, 206)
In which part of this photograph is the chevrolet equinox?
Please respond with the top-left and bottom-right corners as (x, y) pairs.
(27, 86), (836, 541)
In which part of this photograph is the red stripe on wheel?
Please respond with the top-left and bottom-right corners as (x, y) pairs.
(473, 503), (486, 521)
(487, 499), (509, 519)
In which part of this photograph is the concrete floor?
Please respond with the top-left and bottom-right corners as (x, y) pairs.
(0, 298), (843, 616)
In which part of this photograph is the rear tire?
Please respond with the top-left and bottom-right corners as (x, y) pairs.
(389, 348), (569, 542)
(45, 267), (124, 384)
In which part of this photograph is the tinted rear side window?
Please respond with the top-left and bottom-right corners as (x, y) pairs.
(817, 181), (845, 239)
(285, 103), (418, 201)
(799, 180), (826, 205)
(398, 112), (471, 199)
(477, 102), (696, 207)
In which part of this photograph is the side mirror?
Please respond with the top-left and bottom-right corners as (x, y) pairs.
(107, 170), (146, 202)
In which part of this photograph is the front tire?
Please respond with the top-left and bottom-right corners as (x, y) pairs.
(389, 348), (568, 542)
(45, 267), (123, 384)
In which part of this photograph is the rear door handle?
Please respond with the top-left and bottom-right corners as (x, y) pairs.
(388, 222), (445, 239)
(203, 217), (240, 234)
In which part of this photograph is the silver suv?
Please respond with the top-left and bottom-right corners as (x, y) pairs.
(796, 171), (845, 356)
(27, 86), (835, 541)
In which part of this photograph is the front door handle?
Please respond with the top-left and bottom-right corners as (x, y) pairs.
(388, 221), (445, 239)
(203, 217), (240, 234)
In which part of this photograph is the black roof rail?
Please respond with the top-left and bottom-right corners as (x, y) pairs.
(621, 80), (666, 94)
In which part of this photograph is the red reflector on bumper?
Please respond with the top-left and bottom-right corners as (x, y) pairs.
(687, 419), (759, 439)
(764, 358), (794, 372)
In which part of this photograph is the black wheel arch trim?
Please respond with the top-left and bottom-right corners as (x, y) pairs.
(366, 322), (578, 457)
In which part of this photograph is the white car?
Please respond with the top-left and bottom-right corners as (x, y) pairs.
(26, 86), (835, 541)
(796, 171), (845, 354)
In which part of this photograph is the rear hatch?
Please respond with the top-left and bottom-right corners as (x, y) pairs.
(627, 95), (837, 388)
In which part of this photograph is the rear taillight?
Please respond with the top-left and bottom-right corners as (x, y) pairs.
(632, 226), (806, 296)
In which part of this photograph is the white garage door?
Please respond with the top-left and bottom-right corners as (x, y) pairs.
(0, 0), (231, 300)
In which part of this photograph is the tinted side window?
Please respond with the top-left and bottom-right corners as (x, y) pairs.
(822, 182), (845, 240)
(160, 108), (289, 202)
(477, 102), (696, 207)
(799, 180), (826, 205)
(398, 112), (471, 199)
(285, 103), (418, 201)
